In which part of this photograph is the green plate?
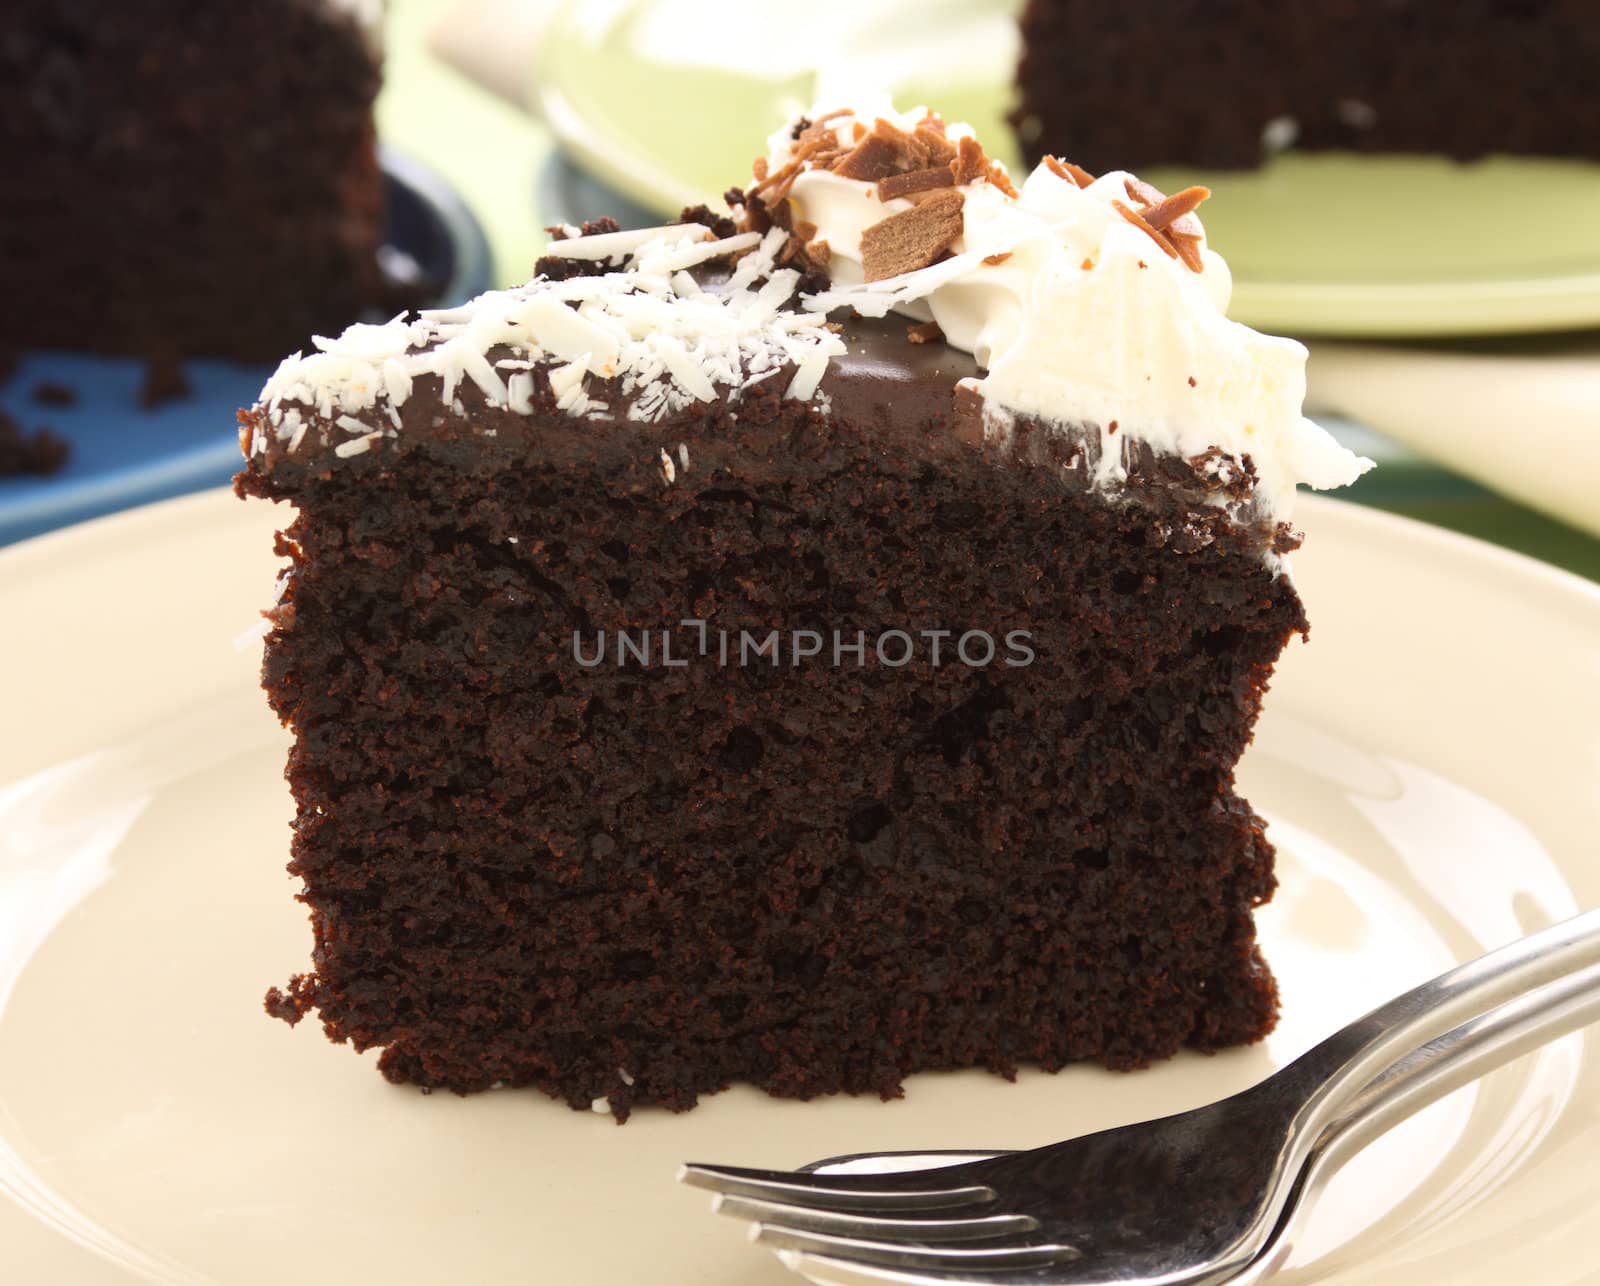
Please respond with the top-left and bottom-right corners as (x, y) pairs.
(532, 0), (1600, 338)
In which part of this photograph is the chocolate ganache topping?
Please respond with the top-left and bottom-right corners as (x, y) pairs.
(240, 99), (1369, 534)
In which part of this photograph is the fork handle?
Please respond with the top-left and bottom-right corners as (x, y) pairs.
(1329, 958), (1600, 1152)
(1280, 907), (1600, 1146)
(1238, 959), (1600, 1283)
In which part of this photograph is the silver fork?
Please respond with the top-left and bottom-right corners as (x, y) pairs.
(773, 955), (1600, 1286)
(681, 907), (1600, 1285)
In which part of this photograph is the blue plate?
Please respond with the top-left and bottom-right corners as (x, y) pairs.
(0, 146), (491, 548)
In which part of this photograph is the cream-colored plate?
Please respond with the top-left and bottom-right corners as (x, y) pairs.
(2, 490), (1599, 1285)
(530, 0), (1600, 337)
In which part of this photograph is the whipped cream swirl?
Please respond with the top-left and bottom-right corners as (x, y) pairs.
(765, 103), (1371, 520)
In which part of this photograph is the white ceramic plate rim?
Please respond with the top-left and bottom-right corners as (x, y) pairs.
(2, 489), (1599, 1286)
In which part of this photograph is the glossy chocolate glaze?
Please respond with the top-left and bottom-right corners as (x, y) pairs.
(238, 284), (1288, 554)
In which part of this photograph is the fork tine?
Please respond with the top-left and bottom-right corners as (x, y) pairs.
(715, 1193), (1038, 1242)
(678, 1163), (995, 1212)
(753, 1224), (1080, 1271)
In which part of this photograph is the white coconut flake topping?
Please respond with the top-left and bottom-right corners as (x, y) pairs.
(252, 224), (846, 459)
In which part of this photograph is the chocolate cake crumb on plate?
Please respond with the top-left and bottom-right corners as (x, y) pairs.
(0, 409), (69, 478)
(237, 104), (1370, 1120)
(30, 381), (75, 408)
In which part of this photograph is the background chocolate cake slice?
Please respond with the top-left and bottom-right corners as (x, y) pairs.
(1012, 0), (1600, 172)
(237, 105), (1369, 1120)
(0, 0), (383, 362)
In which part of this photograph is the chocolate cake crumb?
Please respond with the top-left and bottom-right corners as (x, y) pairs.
(907, 320), (945, 344)
(680, 204), (739, 239)
(264, 980), (314, 1025)
(32, 381), (76, 407)
(0, 408), (70, 477)
(139, 352), (192, 409)
(537, 218), (630, 280)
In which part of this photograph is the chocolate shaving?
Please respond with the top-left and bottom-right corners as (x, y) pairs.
(1166, 228), (1206, 273)
(982, 252), (1013, 266)
(1117, 178), (1210, 272)
(793, 219), (818, 243)
(1044, 155), (1096, 188)
(952, 136), (989, 185)
(751, 156), (806, 205)
(860, 190), (965, 282)
(913, 119), (957, 165)
(833, 121), (918, 182)
(986, 163), (1019, 198)
(879, 165), (958, 201)
(1136, 185), (1211, 232)
(764, 189), (795, 230)
(1123, 176), (1165, 207)
(806, 239), (831, 266)
(906, 321), (944, 344)
(738, 110), (1016, 249)
(1111, 199), (1180, 262)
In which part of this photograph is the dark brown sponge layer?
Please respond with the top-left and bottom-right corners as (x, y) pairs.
(240, 382), (1302, 1120)
(1013, 0), (1600, 172)
(0, 0), (382, 361)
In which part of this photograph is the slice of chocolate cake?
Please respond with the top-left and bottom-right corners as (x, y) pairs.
(236, 104), (1369, 1120)
(1013, 0), (1600, 172)
(0, 0), (383, 362)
